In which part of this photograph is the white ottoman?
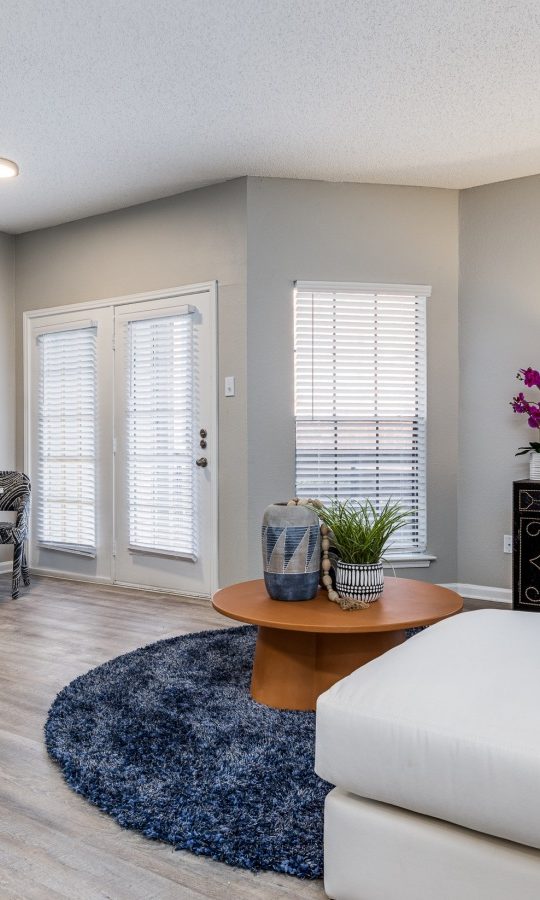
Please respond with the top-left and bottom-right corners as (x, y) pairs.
(315, 610), (540, 899)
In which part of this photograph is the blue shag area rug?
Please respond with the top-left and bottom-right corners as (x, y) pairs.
(45, 625), (329, 879)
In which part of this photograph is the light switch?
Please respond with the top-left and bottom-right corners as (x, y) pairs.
(225, 376), (235, 397)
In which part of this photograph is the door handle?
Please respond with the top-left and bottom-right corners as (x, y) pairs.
(196, 457), (208, 468)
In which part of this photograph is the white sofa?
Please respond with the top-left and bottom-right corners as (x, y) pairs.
(315, 609), (540, 900)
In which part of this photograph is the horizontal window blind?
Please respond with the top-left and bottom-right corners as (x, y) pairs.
(37, 327), (97, 555)
(295, 288), (427, 553)
(127, 313), (197, 558)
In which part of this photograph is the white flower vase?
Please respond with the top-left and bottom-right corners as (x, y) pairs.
(530, 453), (540, 481)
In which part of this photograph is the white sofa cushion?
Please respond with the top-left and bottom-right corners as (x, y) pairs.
(316, 609), (540, 850)
(324, 789), (540, 900)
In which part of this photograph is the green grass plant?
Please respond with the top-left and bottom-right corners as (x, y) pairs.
(313, 498), (410, 565)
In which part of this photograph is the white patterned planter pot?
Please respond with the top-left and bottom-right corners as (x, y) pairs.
(335, 561), (384, 603)
(530, 453), (540, 481)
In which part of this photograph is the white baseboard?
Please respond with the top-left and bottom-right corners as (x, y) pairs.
(27, 567), (211, 599)
(2, 563), (512, 606)
(28, 566), (113, 585)
(440, 583), (512, 605)
(113, 579), (210, 599)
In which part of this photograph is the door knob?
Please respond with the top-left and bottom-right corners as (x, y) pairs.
(196, 457), (208, 468)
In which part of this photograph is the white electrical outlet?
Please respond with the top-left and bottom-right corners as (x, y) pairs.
(503, 534), (513, 554)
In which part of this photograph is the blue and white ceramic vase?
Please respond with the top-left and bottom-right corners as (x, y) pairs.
(261, 502), (321, 601)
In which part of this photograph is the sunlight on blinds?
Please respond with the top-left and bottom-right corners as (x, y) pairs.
(127, 313), (197, 558)
(294, 288), (427, 553)
(37, 327), (97, 555)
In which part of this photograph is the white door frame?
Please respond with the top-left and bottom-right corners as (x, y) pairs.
(23, 281), (219, 596)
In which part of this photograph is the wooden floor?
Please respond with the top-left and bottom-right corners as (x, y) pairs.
(0, 575), (326, 900)
(0, 575), (502, 900)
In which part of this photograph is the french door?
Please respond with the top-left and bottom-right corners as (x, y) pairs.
(25, 283), (217, 597)
(113, 294), (215, 594)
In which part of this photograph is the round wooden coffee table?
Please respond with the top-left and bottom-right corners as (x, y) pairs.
(212, 578), (462, 711)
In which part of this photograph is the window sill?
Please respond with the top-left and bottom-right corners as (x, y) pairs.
(382, 554), (436, 570)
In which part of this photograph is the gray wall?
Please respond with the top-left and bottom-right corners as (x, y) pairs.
(7, 173), (539, 590)
(11, 175), (462, 588)
(14, 179), (248, 587)
(0, 233), (15, 565)
(246, 178), (460, 584)
(0, 233), (15, 469)
(458, 175), (540, 588)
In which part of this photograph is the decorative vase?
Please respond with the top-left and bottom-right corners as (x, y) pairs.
(262, 502), (321, 600)
(335, 560), (384, 604)
(530, 453), (540, 481)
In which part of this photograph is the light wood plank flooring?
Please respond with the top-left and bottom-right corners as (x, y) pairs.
(0, 575), (502, 899)
(0, 575), (327, 900)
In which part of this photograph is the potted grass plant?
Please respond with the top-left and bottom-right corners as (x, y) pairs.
(314, 498), (410, 608)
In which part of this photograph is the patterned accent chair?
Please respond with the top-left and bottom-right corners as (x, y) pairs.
(0, 471), (31, 599)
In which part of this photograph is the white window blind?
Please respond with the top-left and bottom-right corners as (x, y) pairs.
(294, 286), (427, 554)
(127, 312), (197, 558)
(37, 326), (97, 555)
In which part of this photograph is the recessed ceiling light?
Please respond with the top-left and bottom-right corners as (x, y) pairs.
(0, 158), (19, 178)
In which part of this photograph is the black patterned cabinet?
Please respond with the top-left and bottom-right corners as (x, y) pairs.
(513, 480), (540, 610)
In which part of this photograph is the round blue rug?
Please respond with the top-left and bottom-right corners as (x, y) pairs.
(45, 625), (329, 878)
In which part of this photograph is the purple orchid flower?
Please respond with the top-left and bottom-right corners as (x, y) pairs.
(519, 368), (540, 388)
(511, 393), (540, 420)
(512, 367), (540, 455)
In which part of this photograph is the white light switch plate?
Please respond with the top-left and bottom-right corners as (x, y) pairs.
(224, 376), (235, 397)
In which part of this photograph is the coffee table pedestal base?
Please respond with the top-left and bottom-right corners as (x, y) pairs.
(251, 625), (407, 711)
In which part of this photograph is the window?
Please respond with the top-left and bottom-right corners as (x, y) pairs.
(294, 283), (428, 555)
(37, 326), (97, 555)
(127, 312), (197, 558)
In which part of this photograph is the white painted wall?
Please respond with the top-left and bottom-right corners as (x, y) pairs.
(0, 233), (15, 566)
(459, 175), (540, 588)
(246, 178), (460, 584)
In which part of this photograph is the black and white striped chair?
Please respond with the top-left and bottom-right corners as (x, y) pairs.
(0, 471), (31, 599)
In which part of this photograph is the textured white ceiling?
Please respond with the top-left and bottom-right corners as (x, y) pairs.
(1, 0), (540, 232)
